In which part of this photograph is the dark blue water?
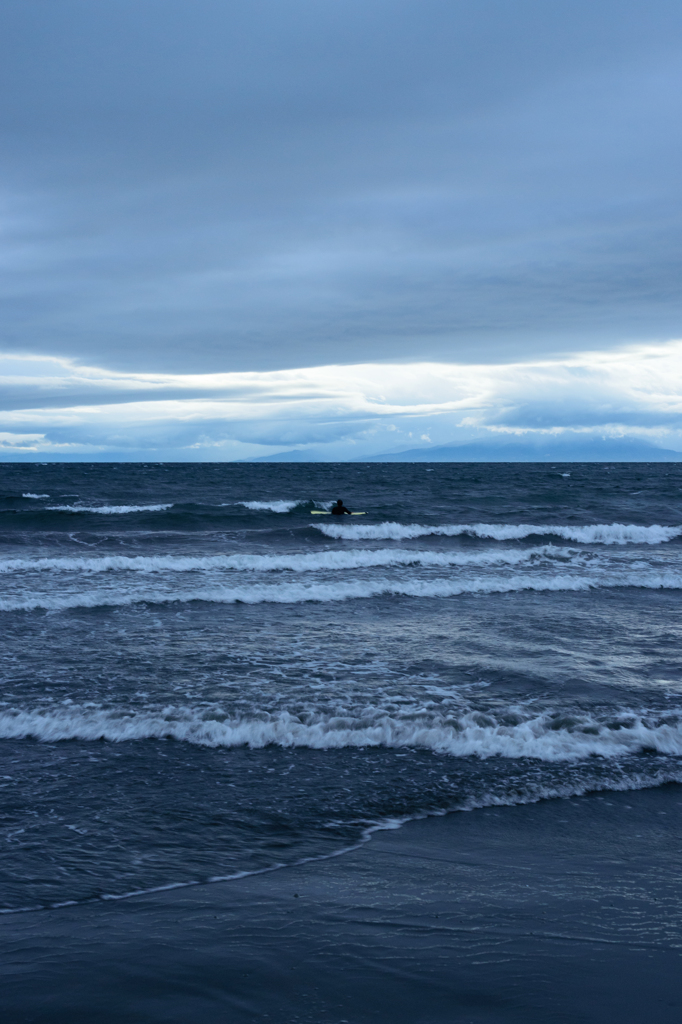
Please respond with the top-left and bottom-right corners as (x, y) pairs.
(1, 462), (681, 911)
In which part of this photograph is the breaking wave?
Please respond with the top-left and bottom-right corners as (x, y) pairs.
(2, 570), (682, 612)
(44, 504), (173, 514)
(0, 544), (578, 576)
(2, 705), (681, 761)
(315, 521), (682, 544)
(236, 500), (305, 512)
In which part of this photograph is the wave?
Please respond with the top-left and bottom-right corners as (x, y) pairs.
(3, 769), (680, 917)
(0, 544), (578, 576)
(2, 570), (682, 612)
(315, 521), (682, 545)
(236, 500), (305, 513)
(44, 504), (173, 514)
(2, 705), (681, 762)
(21, 493), (49, 499)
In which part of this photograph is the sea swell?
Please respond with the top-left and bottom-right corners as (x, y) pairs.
(44, 504), (173, 514)
(315, 521), (682, 544)
(2, 570), (682, 611)
(2, 705), (681, 761)
(235, 500), (306, 513)
(0, 544), (579, 576)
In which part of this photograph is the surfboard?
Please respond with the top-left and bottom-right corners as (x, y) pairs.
(310, 511), (366, 515)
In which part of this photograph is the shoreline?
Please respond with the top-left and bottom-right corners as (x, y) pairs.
(4, 765), (680, 919)
(2, 782), (681, 1023)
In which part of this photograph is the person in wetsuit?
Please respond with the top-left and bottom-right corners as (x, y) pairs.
(331, 499), (352, 515)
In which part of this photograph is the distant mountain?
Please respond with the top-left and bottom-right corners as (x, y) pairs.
(241, 441), (435, 463)
(237, 436), (682, 463)
(238, 449), (323, 462)
(351, 437), (682, 462)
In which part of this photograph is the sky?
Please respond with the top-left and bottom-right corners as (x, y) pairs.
(1, 0), (682, 460)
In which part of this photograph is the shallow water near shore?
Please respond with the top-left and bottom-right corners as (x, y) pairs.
(1, 461), (682, 913)
(2, 783), (681, 1024)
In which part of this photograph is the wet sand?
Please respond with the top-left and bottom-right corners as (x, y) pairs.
(2, 783), (681, 1023)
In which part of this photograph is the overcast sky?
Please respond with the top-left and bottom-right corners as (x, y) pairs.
(2, 0), (682, 459)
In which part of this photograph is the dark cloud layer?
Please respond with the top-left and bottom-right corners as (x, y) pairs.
(1, 1), (681, 374)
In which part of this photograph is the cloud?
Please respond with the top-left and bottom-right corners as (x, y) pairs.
(2, 340), (682, 459)
(2, 2), (682, 458)
(1, 2), (681, 373)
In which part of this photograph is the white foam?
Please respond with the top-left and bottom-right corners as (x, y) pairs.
(1, 706), (680, 761)
(0, 544), (576, 576)
(315, 521), (682, 545)
(21, 493), (49, 499)
(45, 504), (173, 514)
(237, 500), (304, 513)
(2, 570), (682, 612)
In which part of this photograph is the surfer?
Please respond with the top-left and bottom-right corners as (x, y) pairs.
(331, 499), (352, 516)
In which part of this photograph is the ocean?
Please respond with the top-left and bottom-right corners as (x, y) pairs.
(1, 460), (681, 922)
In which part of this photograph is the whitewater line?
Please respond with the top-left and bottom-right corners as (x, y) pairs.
(2, 570), (682, 612)
(315, 522), (682, 544)
(0, 545), (578, 576)
(1, 706), (681, 760)
(45, 504), (173, 514)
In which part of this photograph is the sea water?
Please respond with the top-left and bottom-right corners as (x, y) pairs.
(1, 461), (681, 912)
